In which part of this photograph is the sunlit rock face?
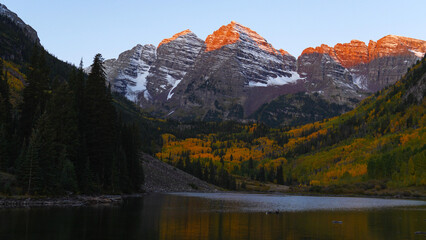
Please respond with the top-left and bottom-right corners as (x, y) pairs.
(297, 35), (426, 104)
(201, 21), (297, 88)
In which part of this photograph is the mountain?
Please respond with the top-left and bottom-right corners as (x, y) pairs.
(166, 21), (300, 121)
(0, 3), (39, 44)
(0, 4), (73, 81)
(157, 55), (426, 194)
(100, 21), (303, 121)
(298, 35), (426, 104)
(101, 44), (156, 102)
(102, 22), (426, 124)
(97, 30), (205, 112)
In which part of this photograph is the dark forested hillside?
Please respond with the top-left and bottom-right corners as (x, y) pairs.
(251, 92), (352, 127)
(0, 10), (148, 195)
(0, 15), (74, 82)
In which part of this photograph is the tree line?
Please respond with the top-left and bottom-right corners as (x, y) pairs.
(0, 50), (144, 195)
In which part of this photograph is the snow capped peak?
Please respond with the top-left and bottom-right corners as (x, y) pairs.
(158, 29), (193, 48)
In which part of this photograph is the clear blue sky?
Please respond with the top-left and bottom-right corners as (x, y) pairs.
(2, 0), (426, 67)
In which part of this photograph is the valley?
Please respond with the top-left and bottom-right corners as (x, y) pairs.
(0, 2), (424, 199)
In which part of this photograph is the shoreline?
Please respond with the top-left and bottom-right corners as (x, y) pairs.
(1, 190), (424, 209)
(0, 194), (131, 209)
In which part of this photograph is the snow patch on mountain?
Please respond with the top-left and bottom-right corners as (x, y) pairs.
(248, 71), (302, 87)
(167, 79), (181, 100)
(409, 49), (425, 58)
(351, 74), (368, 90)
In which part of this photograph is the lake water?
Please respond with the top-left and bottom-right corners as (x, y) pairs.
(0, 192), (425, 240)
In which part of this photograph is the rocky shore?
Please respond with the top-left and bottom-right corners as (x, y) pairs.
(0, 195), (124, 209)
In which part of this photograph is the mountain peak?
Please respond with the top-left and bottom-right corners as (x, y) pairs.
(205, 21), (280, 55)
(279, 49), (291, 56)
(373, 35), (426, 58)
(0, 3), (40, 44)
(158, 29), (192, 48)
(204, 22), (240, 52)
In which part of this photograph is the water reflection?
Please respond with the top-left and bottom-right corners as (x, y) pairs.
(0, 193), (425, 240)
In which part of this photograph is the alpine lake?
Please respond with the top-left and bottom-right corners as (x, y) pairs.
(0, 192), (425, 240)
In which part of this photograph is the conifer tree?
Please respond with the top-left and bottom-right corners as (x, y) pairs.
(20, 48), (50, 139)
(69, 61), (89, 190)
(0, 59), (12, 170)
(84, 54), (117, 191)
(31, 113), (58, 194)
(276, 165), (284, 185)
(20, 127), (42, 194)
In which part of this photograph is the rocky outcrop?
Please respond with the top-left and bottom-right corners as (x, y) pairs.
(297, 50), (359, 105)
(0, 3), (40, 44)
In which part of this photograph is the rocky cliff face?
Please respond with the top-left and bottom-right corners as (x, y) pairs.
(96, 30), (204, 109)
(298, 35), (426, 104)
(146, 30), (204, 103)
(166, 21), (299, 120)
(0, 3), (39, 44)
(101, 44), (156, 104)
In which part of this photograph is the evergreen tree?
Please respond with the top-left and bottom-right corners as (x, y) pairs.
(46, 82), (80, 192)
(31, 113), (59, 194)
(84, 54), (116, 191)
(209, 159), (216, 184)
(20, 48), (50, 139)
(59, 148), (77, 192)
(69, 61), (89, 190)
(19, 127), (42, 194)
(0, 60), (12, 170)
(257, 166), (265, 182)
(276, 165), (284, 185)
(120, 123), (144, 191)
(194, 159), (203, 179)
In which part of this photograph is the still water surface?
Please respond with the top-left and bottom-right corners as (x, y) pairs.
(0, 192), (425, 240)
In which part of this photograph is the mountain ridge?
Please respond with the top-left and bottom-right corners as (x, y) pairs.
(94, 21), (425, 124)
(0, 3), (40, 45)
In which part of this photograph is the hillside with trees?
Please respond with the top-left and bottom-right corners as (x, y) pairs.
(156, 56), (426, 195)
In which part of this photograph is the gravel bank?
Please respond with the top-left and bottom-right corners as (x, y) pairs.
(141, 153), (218, 193)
